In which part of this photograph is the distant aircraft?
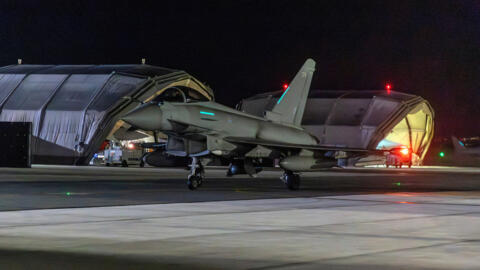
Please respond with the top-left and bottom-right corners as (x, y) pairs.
(451, 136), (480, 165)
(122, 59), (374, 190)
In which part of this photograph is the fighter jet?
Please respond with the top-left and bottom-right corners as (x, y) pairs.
(122, 59), (371, 190)
(451, 136), (480, 166)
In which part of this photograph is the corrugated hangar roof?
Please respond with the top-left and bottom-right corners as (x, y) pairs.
(0, 64), (176, 77)
(244, 89), (419, 102)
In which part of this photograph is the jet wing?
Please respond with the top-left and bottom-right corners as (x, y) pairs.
(224, 136), (378, 153)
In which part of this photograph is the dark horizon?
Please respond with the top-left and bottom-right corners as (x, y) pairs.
(1, 0), (479, 137)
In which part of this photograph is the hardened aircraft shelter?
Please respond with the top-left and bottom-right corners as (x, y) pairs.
(239, 90), (434, 165)
(0, 64), (213, 165)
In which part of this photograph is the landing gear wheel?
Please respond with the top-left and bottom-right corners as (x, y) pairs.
(226, 163), (237, 177)
(186, 157), (205, 190)
(194, 167), (204, 179)
(284, 172), (300, 190)
(187, 175), (202, 190)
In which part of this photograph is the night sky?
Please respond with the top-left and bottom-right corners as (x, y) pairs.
(0, 0), (479, 136)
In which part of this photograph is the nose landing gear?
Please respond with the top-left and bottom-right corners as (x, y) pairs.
(187, 157), (205, 190)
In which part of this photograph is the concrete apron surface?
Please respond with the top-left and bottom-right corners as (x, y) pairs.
(0, 192), (479, 269)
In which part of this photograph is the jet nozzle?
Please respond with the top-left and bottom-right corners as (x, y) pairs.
(122, 103), (164, 131)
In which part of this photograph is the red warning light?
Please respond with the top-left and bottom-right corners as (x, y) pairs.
(385, 83), (392, 94)
(400, 148), (409, 156)
(283, 83), (289, 90)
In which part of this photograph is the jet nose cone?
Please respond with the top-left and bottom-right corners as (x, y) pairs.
(122, 103), (163, 131)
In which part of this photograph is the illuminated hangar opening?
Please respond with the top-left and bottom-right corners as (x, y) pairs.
(0, 65), (213, 165)
(239, 90), (434, 166)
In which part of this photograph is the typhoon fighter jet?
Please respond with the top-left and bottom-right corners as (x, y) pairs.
(122, 59), (371, 190)
(451, 136), (480, 166)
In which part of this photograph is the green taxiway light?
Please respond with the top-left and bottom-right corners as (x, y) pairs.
(395, 182), (401, 186)
(66, 192), (71, 196)
(439, 152), (445, 158)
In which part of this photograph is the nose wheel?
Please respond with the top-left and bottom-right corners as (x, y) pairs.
(282, 171), (301, 190)
(187, 157), (204, 190)
(187, 175), (203, 190)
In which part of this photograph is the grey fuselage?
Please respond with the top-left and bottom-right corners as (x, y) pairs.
(122, 101), (318, 157)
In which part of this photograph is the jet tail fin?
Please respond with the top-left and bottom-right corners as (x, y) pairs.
(265, 58), (316, 127)
(452, 136), (466, 152)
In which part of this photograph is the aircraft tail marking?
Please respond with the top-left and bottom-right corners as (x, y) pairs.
(452, 136), (466, 152)
(265, 58), (316, 127)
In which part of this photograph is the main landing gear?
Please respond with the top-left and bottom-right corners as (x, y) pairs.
(187, 157), (205, 190)
(282, 170), (301, 190)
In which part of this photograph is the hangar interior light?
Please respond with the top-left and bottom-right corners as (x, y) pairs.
(376, 102), (433, 165)
(400, 148), (409, 156)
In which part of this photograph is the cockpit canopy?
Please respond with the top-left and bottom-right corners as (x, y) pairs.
(153, 86), (209, 103)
